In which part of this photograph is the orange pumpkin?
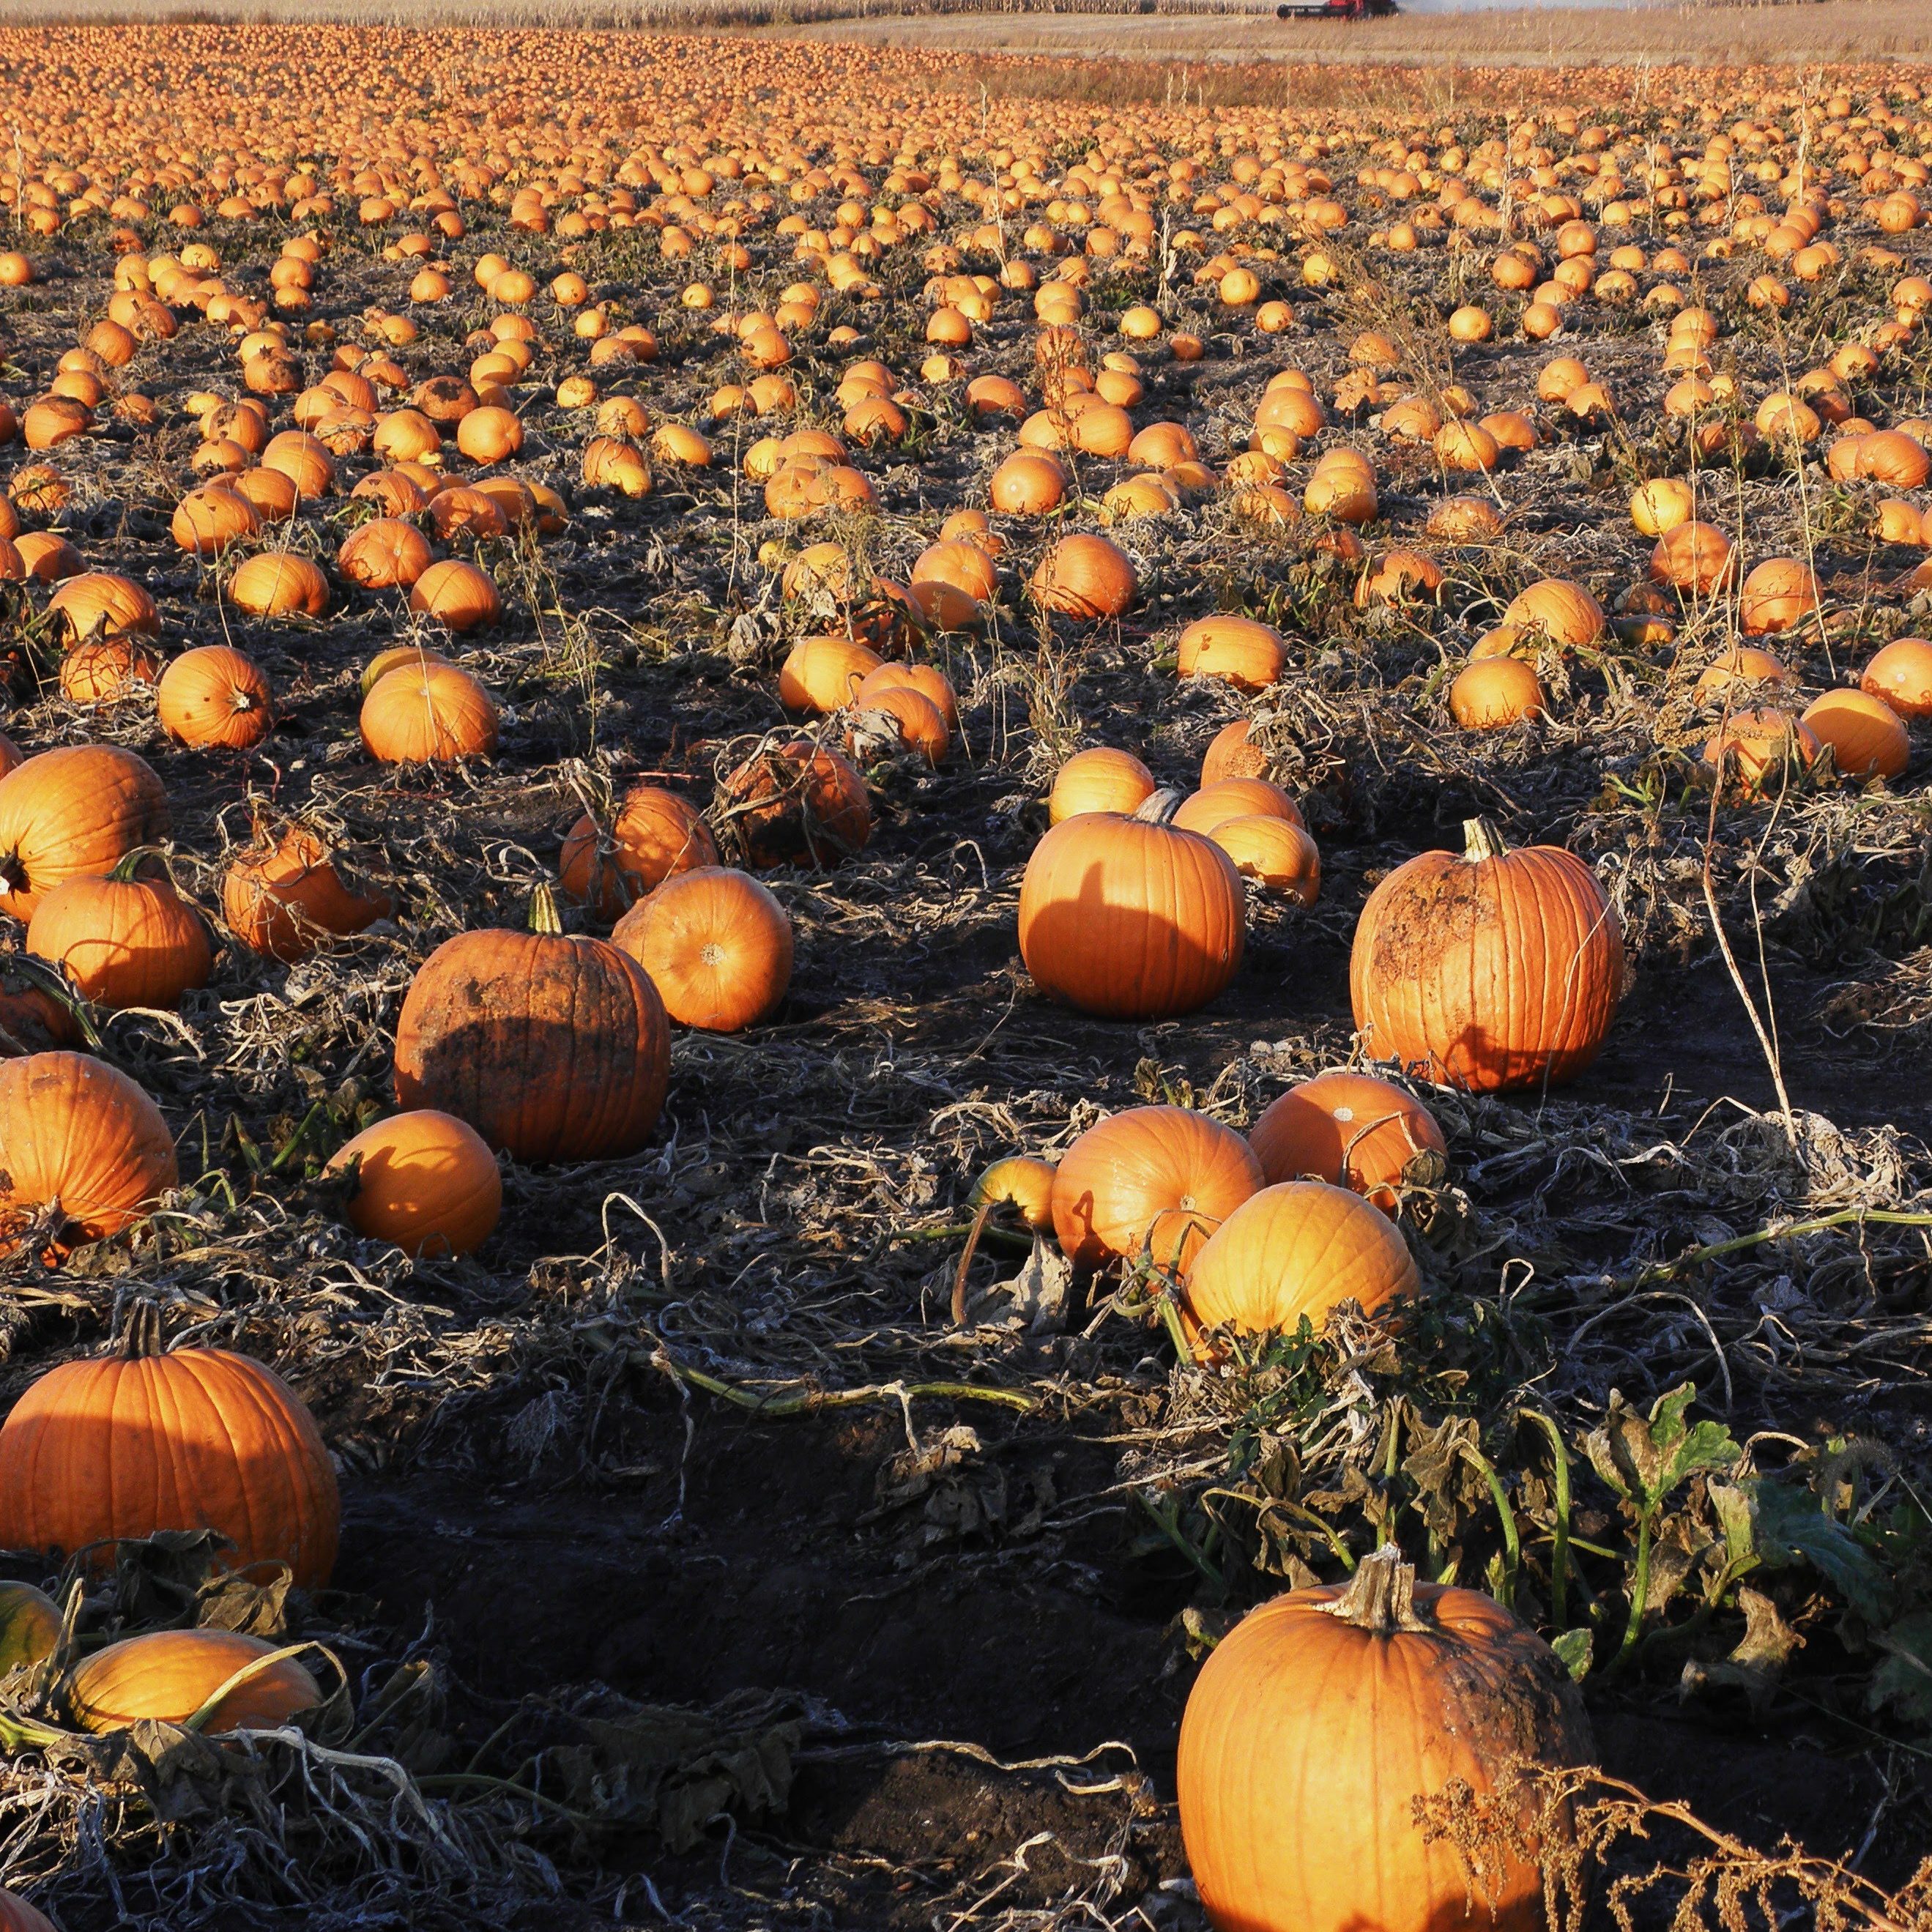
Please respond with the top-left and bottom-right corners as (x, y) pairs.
(393, 886), (669, 1163)
(1177, 1549), (1591, 1932)
(0, 1890), (53, 1932)
(1451, 656), (1543, 728)
(1206, 814), (1320, 904)
(779, 635), (882, 713)
(1501, 578), (1604, 647)
(1019, 794), (1245, 1020)
(1350, 818), (1623, 1093)
(0, 746), (171, 919)
(324, 1109), (502, 1257)
(48, 571), (158, 643)
(26, 856), (211, 1009)
(1249, 1071), (1446, 1209)
(1048, 748), (1156, 823)
(408, 557), (501, 631)
(229, 551), (329, 619)
(0, 1312), (336, 1585)
(970, 1154), (1058, 1230)
(157, 645), (275, 748)
(59, 636), (162, 704)
(1700, 709), (1821, 789)
(1200, 721), (1269, 785)
(612, 866), (793, 1032)
(360, 660), (499, 763)
(1049, 1104), (1262, 1276)
(223, 823), (391, 962)
(338, 517), (434, 589)
(1738, 557), (1818, 636)
(70, 1629), (322, 1735)
(1859, 637), (1932, 717)
(1029, 534), (1137, 620)
(1171, 777), (1303, 836)
(718, 740), (872, 868)
(1801, 688), (1909, 780)
(1176, 616), (1286, 690)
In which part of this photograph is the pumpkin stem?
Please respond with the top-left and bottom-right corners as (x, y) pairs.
(1320, 1545), (1433, 1634)
(107, 845), (163, 885)
(527, 883), (563, 936)
(1132, 788), (1185, 826)
(117, 1297), (163, 1361)
(1462, 817), (1507, 863)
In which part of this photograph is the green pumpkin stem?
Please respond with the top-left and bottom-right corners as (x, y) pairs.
(528, 883), (564, 936)
(1462, 817), (1507, 863)
(1133, 789), (1185, 826)
(1322, 1545), (1433, 1634)
(107, 846), (161, 885)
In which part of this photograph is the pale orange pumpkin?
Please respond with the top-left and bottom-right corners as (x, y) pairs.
(1048, 748), (1156, 823)
(1176, 616), (1286, 691)
(1029, 534), (1136, 620)
(1802, 688), (1909, 780)
(360, 661), (499, 763)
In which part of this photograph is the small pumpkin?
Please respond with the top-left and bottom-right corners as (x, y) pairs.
(1450, 655), (1543, 728)
(47, 571), (157, 643)
(229, 551), (329, 619)
(324, 1109), (502, 1258)
(1207, 814), (1320, 904)
(1200, 720), (1269, 785)
(1859, 636), (1932, 717)
(969, 1154), (1058, 1230)
(1050, 1104), (1262, 1275)
(393, 885), (670, 1164)
(26, 852), (212, 1010)
(1249, 1071), (1446, 1209)
(612, 866), (793, 1032)
(1177, 1548), (1592, 1932)
(157, 645), (275, 748)
(1029, 533), (1137, 620)
(1171, 777), (1302, 838)
(1176, 616), (1286, 691)
(70, 1629), (322, 1736)
(0, 746), (171, 920)
(1048, 747), (1155, 823)
(718, 740), (872, 869)
(360, 660), (499, 763)
(559, 785), (718, 919)
(1802, 688), (1910, 779)
(0, 1580), (61, 1675)
(408, 557), (502, 632)
(778, 635), (883, 714)
(0, 1307), (336, 1584)
(223, 823), (391, 962)
(338, 517), (434, 590)
(1699, 709), (1820, 790)
(1350, 818), (1623, 1093)
(1019, 792), (1245, 1020)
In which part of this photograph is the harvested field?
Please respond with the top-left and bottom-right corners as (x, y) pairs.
(0, 21), (1925, 1932)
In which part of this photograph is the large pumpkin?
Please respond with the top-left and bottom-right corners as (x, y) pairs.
(223, 823), (392, 962)
(324, 1109), (502, 1258)
(0, 746), (171, 919)
(0, 1052), (177, 1252)
(1050, 1104), (1262, 1275)
(612, 866), (792, 1032)
(26, 855), (212, 1010)
(1177, 1548), (1593, 1932)
(1184, 1180), (1420, 1341)
(1019, 792), (1245, 1020)
(558, 784), (718, 919)
(393, 885), (670, 1163)
(1249, 1071), (1446, 1209)
(70, 1628), (322, 1735)
(1350, 819), (1623, 1093)
(0, 1316), (338, 1586)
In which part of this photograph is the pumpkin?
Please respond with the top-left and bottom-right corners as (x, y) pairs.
(1200, 721), (1269, 785)
(157, 644), (275, 748)
(1184, 1180), (1420, 1340)
(0, 1891), (53, 1932)
(1050, 1104), (1262, 1276)
(718, 740), (872, 868)
(70, 1629), (322, 1735)
(856, 661), (959, 732)
(338, 517), (434, 589)
(559, 786), (718, 919)
(360, 660), (499, 762)
(1206, 814), (1320, 904)
(361, 643), (452, 697)
(393, 885), (670, 1164)
(408, 557), (502, 631)
(1019, 792), (1245, 1020)
(223, 823), (391, 961)
(1700, 709), (1821, 789)
(324, 1108), (502, 1258)
(1629, 477), (1695, 535)
(1350, 818), (1624, 1093)
(26, 854), (212, 1009)
(853, 682), (949, 765)
(1249, 1071), (1446, 1210)
(59, 636), (162, 703)
(612, 866), (793, 1032)
(171, 483), (260, 555)
(1171, 777), (1303, 836)
(1859, 637), (1932, 717)
(1651, 520), (1736, 594)
(1029, 534), (1137, 620)
(1501, 578), (1604, 647)
(1802, 688), (1909, 780)
(0, 1311), (335, 1583)
(229, 551), (329, 619)
(1451, 656), (1543, 728)
(1176, 616), (1286, 690)
(970, 1154), (1058, 1230)
(1738, 557), (1818, 636)
(1049, 748), (1156, 823)
(0, 1580), (61, 1675)
(47, 571), (157, 643)
(778, 635), (882, 713)
(1695, 646), (1788, 699)
(0, 746), (171, 919)
(1177, 1548), (1592, 1932)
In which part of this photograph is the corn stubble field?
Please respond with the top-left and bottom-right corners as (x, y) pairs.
(0, 18), (1931, 1932)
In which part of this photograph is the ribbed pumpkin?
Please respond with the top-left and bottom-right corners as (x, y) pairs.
(360, 660), (499, 763)
(70, 1629), (322, 1735)
(1176, 616), (1286, 691)
(1350, 819), (1623, 1093)
(1501, 577), (1605, 647)
(1184, 1180), (1419, 1340)
(59, 636), (162, 704)
(0, 1314), (336, 1585)
(0, 746), (171, 920)
(157, 645), (275, 748)
(47, 571), (158, 643)
(1249, 1072), (1446, 1210)
(1207, 815), (1320, 904)
(1172, 778), (1303, 837)
(1019, 793), (1245, 1020)
(718, 740), (872, 868)
(338, 517), (434, 589)
(778, 636), (881, 713)
(1050, 1105), (1263, 1275)
(1177, 1548), (1592, 1932)
(171, 483), (260, 556)
(393, 886), (670, 1164)
(229, 551), (329, 619)
(324, 1109), (502, 1258)
(559, 785), (718, 919)
(408, 557), (501, 631)
(1029, 533), (1137, 620)
(1700, 709), (1820, 789)
(612, 866), (793, 1032)
(26, 855), (212, 1010)
(223, 823), (390, 962)
(1048, 748), (1156, 823)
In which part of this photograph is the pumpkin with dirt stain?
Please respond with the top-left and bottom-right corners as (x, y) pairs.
(222, 823), (392, 962)
(1350, 819), (1622, 1093)
(1020, 793), (1245, 1022)
(70, 1629), (322, 1735)
(393, 885), (669, 1163)
(0, 1315), (337, 1586)
(1177, 1548), (1592, 1932)
(324, 1108), (502, 1258)
(1049, 1104), (1262, 1277)
(612, 866), (792, 1032)
(26, 855), (212, 1010)
(0, 746), (171, 920)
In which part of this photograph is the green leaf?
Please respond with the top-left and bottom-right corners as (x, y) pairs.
(1869, 1612), (1932, 1724)
(1723, 1474), (1896, 1625)
(1585, 1384), (1742, 1513)
(1551, 1627), (1593, 1682)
